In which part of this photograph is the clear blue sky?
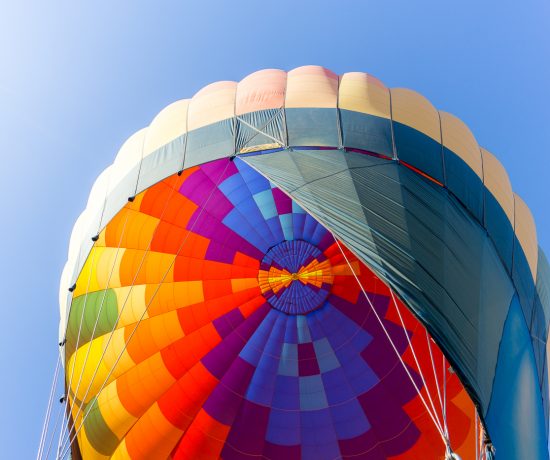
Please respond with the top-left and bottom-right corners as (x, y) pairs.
(0, 1), (548, 458)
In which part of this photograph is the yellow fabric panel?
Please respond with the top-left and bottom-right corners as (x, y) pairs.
(143, 99), (190, 157)
(338, 72), (391, 119)
(102, 327), (137, 380)
(67, 338), (110, 402)
(187, 81), (237, 131)
(110, 440), (131, 460)
(72, 247), (125, 297)
(480, 148), (515, 224)
(390, 88), (441, 142)
(285, 65), (338, 109)
(514, 194), (538, 280)
(439, 111), (483, 179)
(77, 429), (110, 460)
(236, 69), (286, 115)
(72, 247), (103, 297)
(115, 284), (149, 328)
(68, 330), (135, 403)
(97, 380), (137, 440)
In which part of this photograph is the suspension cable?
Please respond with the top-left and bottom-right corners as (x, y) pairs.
(57, 172), (184, 459)
(58, 159), (232, 459)
(388, 288), (446, 435)
(332, 236), (448, 444)
(56, 208), (132, 454)
(37, 355), (61, 460)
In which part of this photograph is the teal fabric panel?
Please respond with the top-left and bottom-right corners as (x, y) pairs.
(285, 108), (339, 147)
(535, 250), (550, 435)
(136, 134), (186, 194)
(443, 146), (484, 223)
(484, 190), (514, 273)
(236, 109), (285, 152)
(339, 109), (393, 157)
(486, 295), (548, 460)
(243, 148), (513, 412)
(512, 236), (537, 327)
(186, 118), (234, 167)
(393, 121), (444, 183)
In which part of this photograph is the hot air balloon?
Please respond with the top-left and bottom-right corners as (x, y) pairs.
(51, 67), (549, 460)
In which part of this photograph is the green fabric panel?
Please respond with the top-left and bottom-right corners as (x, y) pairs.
(66, 289), (118, 358)
(83, 397), (120, 456)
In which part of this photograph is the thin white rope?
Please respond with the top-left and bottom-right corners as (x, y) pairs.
(37, 356), (61, 460)
(425, 330), (445, 416)
(43, 399), (64, 460)
(475, 409), (480, 460)
(388, 288), (446, 436)
(236, 112), (286, 148)
(332, 236), (448, 444)
(57, 209), (131, 454)
(57, 172), (185, 459)
(443, 353), (448, 436)
(56, 238), (101, 451)
(58, 159), (232, 459)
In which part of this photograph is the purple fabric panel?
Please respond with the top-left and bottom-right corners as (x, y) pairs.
(221, 400), (270, 459)
(298, 342), (320, 376)
(272, 187), (293, 215)
(212, 308), (245, 339)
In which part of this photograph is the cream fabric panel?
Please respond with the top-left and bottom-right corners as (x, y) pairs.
(440, 111), (483, 179)
(338, 72), (390, 119)
(143, 99), (190, 157)
(236, 69), (286, 115)
(391, 88), (441, 143)
(481, 148), (515, 224)
(514, 194), (539, 280)
(285, 66), (338, 109)
(110, 128), (147, 187)
(187, 81), (237, 131)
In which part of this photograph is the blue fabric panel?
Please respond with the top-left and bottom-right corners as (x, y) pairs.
(185, 118), (234, 167)
(393, 121), (444, 183)
(486, 295), (548, 460)
(443, 146), (484, 223)
(512, 236), (537, 326)
(285, 108), (339, 147)
(236, 109), (285, 151)
(484, 190), (514, 273)
(339, 109), (393, 157)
